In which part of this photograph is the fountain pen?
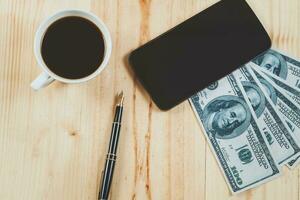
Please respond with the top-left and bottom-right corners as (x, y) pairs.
(98, 92), (124, 200)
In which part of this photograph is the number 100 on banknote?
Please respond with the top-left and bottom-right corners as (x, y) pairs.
(190, 74), (280, 193)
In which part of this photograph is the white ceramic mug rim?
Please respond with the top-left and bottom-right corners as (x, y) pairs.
(34, 9), (112, 83)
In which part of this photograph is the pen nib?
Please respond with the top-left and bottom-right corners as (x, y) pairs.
(117, 91), (124, 106)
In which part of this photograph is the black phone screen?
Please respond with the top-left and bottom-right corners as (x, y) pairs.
(129, 0), (271, 110)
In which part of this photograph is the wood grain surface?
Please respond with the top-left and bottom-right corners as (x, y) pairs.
(0, 0), (299, 199)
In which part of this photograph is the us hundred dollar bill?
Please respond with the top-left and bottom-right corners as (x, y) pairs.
(251, 66), (300, 168)
(233, 66), (300, 165)
(189, 74), (280, 193)
(249, 62), (300, 107)
(252, 49), (300, 89)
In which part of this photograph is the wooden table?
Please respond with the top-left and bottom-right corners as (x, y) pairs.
(0, 0), (299, 199)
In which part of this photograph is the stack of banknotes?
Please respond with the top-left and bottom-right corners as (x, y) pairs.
(189, 49), (300, 193)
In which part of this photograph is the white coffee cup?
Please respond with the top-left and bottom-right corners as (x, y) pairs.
(31, 9), (112, 90)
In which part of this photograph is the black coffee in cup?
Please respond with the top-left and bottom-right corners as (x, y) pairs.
(41, 16), (105, 79)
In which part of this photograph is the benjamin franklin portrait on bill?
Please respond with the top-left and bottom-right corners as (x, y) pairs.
(253, 49), (288, 79)
(242, 81), (266, 117)
(202, 95), (251, 139)
(258, 78), (277, 104)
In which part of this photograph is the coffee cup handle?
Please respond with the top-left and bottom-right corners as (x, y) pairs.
(31, 72), (55, 90)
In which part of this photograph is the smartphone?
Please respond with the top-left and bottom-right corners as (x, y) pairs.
(129, 0), (271, 110)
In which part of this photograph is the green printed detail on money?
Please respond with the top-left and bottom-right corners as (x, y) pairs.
(234, 66), (300, 165)
(258, 67), (300, 107)
(251, 66), (300, 142)
(252, 49), (300, 89)
(190, 74), (280, 193)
